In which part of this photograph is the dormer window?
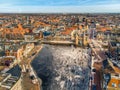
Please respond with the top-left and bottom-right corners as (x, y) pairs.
(112, 83), (116, 87)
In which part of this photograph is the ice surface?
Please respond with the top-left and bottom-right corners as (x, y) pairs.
(32, 45), (91, 90)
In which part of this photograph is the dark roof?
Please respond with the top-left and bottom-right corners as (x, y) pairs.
(0, 51), (5, 56)
(103, 59), (109, 69)
(110, 42), (120, 47)
(92, 85), (97, 90)
(8, 44), (21, 51)
(110, 42), (117, 47)
(6, 64), (21, 77)
(43, 31), (51, 36)
(24, 33), (36, 35)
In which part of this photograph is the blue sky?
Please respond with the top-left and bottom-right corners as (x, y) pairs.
(0, 0), (120, 13)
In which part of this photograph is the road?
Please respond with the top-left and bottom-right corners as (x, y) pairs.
(90, 39), (107, 90)
(20, 45), (42, 90)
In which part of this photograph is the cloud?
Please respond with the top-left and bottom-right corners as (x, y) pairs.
(0, 0), (120, 13)
(0, 4), (120, 13)
(0, 3), (13, 7)
(0, 0), (120, 6)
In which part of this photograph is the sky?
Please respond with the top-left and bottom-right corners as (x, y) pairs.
(0, 0), (120, 13)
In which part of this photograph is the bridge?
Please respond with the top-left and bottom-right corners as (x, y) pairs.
(0, 39), (75, 46)
(41, 40), (75, 45)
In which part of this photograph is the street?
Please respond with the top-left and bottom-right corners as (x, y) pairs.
(90, 39), (107, 90)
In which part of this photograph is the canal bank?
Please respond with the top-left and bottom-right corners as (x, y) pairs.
(31, 44), (54, 90)
(20, 44), (43, 90)
(30, 45), (43, 90)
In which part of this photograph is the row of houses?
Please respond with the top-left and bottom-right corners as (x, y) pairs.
(0, 42), (35, 70)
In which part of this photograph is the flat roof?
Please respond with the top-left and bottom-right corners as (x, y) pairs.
(6, 64), (21, 77)
(0, 65), (21, 89)
(0, 73), (19, 90)
(0, 73), (9, 82)
(110, 42), (120, 47)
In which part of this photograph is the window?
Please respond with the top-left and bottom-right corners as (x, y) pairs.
(112, 83), (116, 87)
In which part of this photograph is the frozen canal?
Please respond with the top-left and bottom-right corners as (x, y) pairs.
(32, 45), (91, 90)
